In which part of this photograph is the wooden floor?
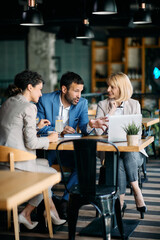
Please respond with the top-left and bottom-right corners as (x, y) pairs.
(0, 156), (160, 240)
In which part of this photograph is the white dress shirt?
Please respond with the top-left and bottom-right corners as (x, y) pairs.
(114, 102), (124, 115)
(59, 95), (90, 133)
(59, 96), (70, 127)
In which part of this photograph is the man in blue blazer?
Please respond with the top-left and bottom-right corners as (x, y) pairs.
(37, 71), (107, 219)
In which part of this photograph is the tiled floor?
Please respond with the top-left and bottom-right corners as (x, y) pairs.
(0, 156), (160, 240)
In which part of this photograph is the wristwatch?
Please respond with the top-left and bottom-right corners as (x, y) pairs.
(36, 126), (40, 131)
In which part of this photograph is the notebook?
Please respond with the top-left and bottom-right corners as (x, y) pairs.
(63, 133), (82, 138)
(108, 114), (142, 142)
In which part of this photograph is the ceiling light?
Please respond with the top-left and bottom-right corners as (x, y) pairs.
(76, 19), (94, 39)
(92, 0), (117, 15)
(133, 2), (152, 24)
(20, 0), (44, 26)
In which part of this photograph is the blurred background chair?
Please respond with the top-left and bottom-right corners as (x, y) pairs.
(141, 108), (157, 159)
(88, 109), (96, 117)
(56, 138), (125, 240)
(36, 149), (72, 181)
(141, 108), (157, 184)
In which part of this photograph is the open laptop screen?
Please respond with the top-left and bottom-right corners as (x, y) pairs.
(108, 114), (142, 142)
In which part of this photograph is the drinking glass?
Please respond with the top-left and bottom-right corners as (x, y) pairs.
(55, 116), (63, 134)
(48, 131), (54, 135)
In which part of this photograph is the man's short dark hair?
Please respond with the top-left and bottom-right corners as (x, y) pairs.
(60, 72), (84, 90)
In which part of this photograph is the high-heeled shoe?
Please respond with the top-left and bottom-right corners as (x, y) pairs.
(44, 210), (66, 226)
(18, 214), (38, 229)
(121, 201), (127, 217)
(137, 206), (147, 219)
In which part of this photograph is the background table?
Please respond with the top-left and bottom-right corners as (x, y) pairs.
(142, 118), (159, 127)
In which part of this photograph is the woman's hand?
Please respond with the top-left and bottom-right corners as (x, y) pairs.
(48, 131), (58, 142)
(37, 119), (51, 129)
(89, 117), (109, 131)
(108, 100), (117, 115)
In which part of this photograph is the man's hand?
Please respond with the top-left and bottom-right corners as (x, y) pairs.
(89, 117), (108, 131)
(61, 126), (75, 136)
(37, 119), (51, 129)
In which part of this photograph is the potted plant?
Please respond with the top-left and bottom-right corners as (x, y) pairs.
(123, 121), (141, 146)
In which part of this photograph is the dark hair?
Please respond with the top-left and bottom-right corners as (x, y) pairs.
(6, 70), (44, 97)
(60, 72), (84, 90)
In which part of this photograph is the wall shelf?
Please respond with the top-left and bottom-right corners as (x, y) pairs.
(91, 37), (160, 108)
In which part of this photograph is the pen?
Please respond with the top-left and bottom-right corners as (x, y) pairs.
(88, 128), (95, 135)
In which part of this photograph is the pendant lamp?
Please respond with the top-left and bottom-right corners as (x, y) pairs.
(76, 19), (94, 39)
(20, 0), (44, 26)
(133, 2), (152, 24)
(92, 0), (117, 15)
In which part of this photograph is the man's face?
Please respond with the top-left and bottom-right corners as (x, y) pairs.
(63, 82), (84, 105)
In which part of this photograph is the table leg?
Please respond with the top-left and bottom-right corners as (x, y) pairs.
(12, 206), (19, 240)
(7, 209), (11, 229)
(43, 189), (53, 238)
(104, 152), (117, 186)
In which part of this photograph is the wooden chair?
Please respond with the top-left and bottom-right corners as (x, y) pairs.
(51, 164), (71, 173)
(141, 108), (157, 184)
(88, 109), (96, 119)
(0, 145), (36, 230)
(36, 149), (71, 173)
(142, 108), (157, 159)
(88, 109), (96, 116)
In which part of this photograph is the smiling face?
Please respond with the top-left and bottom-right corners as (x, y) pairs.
(62, 82), (84, 106)
(29, 82), (43, 103)
(107, 84), (120, 100)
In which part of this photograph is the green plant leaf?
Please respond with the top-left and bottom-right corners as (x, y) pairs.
(122, 121), (141, 135)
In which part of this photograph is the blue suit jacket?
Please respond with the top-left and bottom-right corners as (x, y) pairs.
(37, 90), (89, 134)
(36, 90), (89, 165)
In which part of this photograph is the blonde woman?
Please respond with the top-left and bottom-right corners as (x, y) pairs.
(95, 72), (147, 219)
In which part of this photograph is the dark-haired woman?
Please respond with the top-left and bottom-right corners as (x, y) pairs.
(0, 70), (66, 229)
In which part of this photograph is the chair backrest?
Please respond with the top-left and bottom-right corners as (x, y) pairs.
(141, 108), (153, 118)
(0, 145), (36, 172)
(88, 109), (96, 116)
(56, 139), (119, 196)
(88, 109), (96, 121)
(141, 108), (153, 136)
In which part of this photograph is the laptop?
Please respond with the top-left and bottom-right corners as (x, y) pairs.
(108, 114), (142, 142)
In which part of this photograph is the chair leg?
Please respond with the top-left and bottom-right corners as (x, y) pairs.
(68, 196), (81, 240)
(115, 198), (125, 240)
(102, 214), (112, 240)
(43, 189), (53, 238)
(141, 157), (147, 180)
(7, 210), (11, 229)
(129, 185), (133, 195)
(152, 141), (157, 159)
(138, 167), (142, 190)
(12, 206), (19, 240)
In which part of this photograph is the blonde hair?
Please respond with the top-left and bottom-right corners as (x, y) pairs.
(107, 72), (133, 102)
